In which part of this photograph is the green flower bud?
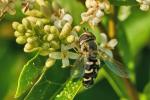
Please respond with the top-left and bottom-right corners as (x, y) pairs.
(44, 25), (51, 33)
(36, 20), (44, 28)
(50, 26), (59, 36)
(25, 10), (44, 17)
(47, 34), (54, 41)
(66, 35), (75, 43)
(59, 23), (72, 39)
(73, 26), (81, 32)
(42, 42), (50, 49)
(39, 50), (50, 56)
(16, 36), (27, 44)
(22, 18), (31, 29)
(45, 58), (56, 68)
(17, 24), (26, 33)
(12, 22), (20, 30)
(14, 31), (24, 37)
(27, 36), (38, 43)
(43, 34), (48, 41)
(50, 41), (60, 49)
(25, 30), (33, 37)
(24, 42), (39, 52)
(25, 32), (32, 37)
(40, 18), (50, 24)
(48, 48), (55, 52)
(26, 16), (38, 24)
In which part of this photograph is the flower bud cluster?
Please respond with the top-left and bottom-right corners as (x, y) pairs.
(136, 0), (150, 11)
(12, 4), (80, 68)
(81, 0), (110, 26)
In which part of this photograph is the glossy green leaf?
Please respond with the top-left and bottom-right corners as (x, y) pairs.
(102, 67), (128, 99)
(55, 79), (82, 100)
(20, 59), (69, 100)
(24, 76), (62, 100)
(15, 52), (46, 98)
(123, 11), (150, 57)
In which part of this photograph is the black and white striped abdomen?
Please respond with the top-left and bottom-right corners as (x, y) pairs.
(82, 56), (100, 88)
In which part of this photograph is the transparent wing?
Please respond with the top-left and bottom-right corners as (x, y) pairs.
(98, 47), (129, 78)
(70, 55), (85, 79)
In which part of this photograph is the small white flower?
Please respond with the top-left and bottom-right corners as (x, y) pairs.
(99, 33), (118, 57)
(96, 9), (104, 18)
(136, 0), (150, 11)
(85, 0), (97, 8)
(140, 4), (149, 11)
(49, 44), (79, 68)
(51, 9), (73, 29)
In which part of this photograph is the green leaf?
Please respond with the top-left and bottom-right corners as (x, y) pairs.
(55, 79), (82, 100)
(20, 60), (70, 100)
(15, 52), (46, 98)
(116, 24), (133, 65)
(109, 0), (138, 6)
(123, 11), (150, 57)
(101, 67), (128, 99)
(24, 75), (63, 100)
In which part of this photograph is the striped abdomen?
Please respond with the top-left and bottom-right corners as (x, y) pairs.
(82, 56), (99, 88)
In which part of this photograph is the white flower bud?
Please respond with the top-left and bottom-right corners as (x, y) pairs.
(140, 4), (149, 11)
(98, 2), (104, 9)
(47, 34), (54, 41)
(90, 17), (101, 25)
(73, 26), (81, 32)
(143, 0), (150, 5)
(136, 0), (142, 3)
(45, 58), (56, 68)
(85, 0), (97, 8)
(44, 25), (51, 33)
(59, 23), (72, 39)
(62, 14), (73, 24)
(81, 13), (89, 22)
(54, 20), (63, 29)
(96, 10), (104, 18)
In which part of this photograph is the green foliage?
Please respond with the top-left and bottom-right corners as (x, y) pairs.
(15, 52), (47, 98)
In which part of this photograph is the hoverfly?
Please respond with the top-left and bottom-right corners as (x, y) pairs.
(71, 31), (129, 88)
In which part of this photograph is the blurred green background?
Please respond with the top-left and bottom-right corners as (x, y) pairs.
(0, 0), (150, 100)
